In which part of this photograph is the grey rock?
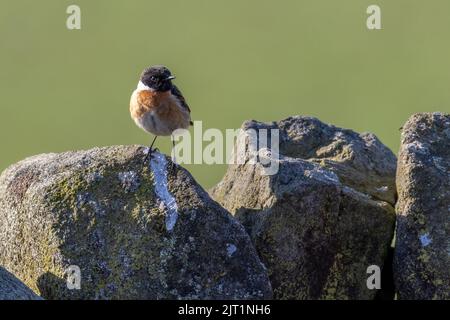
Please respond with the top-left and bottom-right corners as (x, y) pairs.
(394, 112), (450, 300)
(0, 266), (42, 300)
(211, 116), (396, 299)
(253, 116), (397, 204)
(0, 145), (272, 300)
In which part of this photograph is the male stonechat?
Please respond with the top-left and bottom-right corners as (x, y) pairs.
(130, 65), (192, 163)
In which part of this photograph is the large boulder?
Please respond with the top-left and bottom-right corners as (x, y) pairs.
(0, 146), (272, 300)
(394, 112), (450, 300)
(211, 116), (396, 299)
(0, 266), (42, 300)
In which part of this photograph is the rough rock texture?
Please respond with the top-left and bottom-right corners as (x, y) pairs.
(394, 112), (450, 300)
(275, 116), (397, 205)
(0, 266), (42, 300)
(211, 116), (396, 299)
(0, 145), (272, 300)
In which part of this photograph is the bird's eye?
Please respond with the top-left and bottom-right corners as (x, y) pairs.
(150, 76), (156, 81)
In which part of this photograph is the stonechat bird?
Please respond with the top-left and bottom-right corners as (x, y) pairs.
(130, 65), (192, 163)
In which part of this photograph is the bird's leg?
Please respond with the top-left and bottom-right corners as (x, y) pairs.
(143, 136), (158, 164)
(149, 135), (158, 151)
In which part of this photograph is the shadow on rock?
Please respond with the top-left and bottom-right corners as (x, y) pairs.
(37, 272), (68, 300)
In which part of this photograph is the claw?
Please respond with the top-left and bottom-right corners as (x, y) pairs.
(143, 136), (159, 166)
(143, 147), (160, 165)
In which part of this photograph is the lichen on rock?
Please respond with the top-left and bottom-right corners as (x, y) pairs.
(211, 116), (397, 299)
(0, 145), (272, 299)
(394, 112), (450, 300)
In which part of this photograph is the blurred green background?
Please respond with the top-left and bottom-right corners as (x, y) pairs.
(1, 0), (449, 188)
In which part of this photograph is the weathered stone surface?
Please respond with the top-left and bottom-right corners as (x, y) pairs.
(394, 112), (450, 300)
(0, 266), (42, 300)
(0, 146), (272, 300)
(211, 116), (396, 299)
(270, 116), (397, 204)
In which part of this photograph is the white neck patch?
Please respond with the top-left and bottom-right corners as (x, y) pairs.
(137, 81), (153, 91)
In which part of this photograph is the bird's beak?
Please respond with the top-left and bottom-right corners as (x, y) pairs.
(165, 75), (176, 81)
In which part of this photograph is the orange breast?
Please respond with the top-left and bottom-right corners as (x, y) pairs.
(130, 90), (164, 119)
(130, 90), (191, 133)
(155, 96), (190, 128)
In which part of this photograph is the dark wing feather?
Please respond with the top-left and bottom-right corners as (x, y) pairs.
(171, 85), (191, 113)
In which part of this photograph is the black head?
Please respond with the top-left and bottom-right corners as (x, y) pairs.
(140, 65), (175, 92)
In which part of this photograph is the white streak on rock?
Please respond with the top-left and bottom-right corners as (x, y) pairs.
(419, 233), (432, 247)
(404, 141), (428, 155)
(305, 168), (340, 184)
(376, 186), (389, 192)
(226, 243), (237, 257)
(150, 152), (179, 232)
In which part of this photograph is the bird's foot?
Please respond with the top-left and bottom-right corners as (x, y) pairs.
(143, 147), (160, 165)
